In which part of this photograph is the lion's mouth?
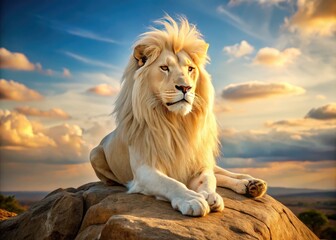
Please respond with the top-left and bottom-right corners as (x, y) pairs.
(166, 99), (190, 106)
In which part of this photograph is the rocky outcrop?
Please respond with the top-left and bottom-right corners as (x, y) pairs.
(0, 182), (318, 240)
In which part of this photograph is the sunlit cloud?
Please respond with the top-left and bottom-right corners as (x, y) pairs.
(221, 81), (305, 102)
(315, 95), (326, 100)
(64, 51), (119, 70)
(0, 110), (90, 164)
(285, 0), (336, 37)
(0, 110), (55, 148)
(14, 106), (70, 119)
(253, 47), (301, 67)
(0, 48), (35, 71)
(265, 118), (336, 130)
(223, 40), (254, 58)
(0, 79), (43, 101)
(223, 160), (336, 190)
(86, 83), (120, 96)
(305, 103), (336, 120)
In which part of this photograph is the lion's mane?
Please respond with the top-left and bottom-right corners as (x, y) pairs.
(114, 16), (218, 184)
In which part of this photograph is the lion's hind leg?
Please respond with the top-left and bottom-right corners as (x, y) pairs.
(90, 145), (119, 185)
(214, 166), (267, 198)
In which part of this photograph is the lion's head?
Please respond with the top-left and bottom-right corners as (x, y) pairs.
(134, 46), (201, 116)
(115, 15), (212, 122)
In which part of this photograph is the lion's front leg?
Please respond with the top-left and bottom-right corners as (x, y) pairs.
(188, 170), (224, 212)
(128, 148), (210, 217)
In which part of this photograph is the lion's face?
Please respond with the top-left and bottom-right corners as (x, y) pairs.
(147, 50), (199, 116)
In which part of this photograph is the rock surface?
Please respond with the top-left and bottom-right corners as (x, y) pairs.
(0, 182), (318, 240)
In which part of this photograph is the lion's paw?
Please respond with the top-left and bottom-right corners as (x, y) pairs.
(171, 194), (210, 217)
(245, 179), (267, 198)
(199, 191), (224, 212)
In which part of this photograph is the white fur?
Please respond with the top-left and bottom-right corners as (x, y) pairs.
(90, 16), (267, 217)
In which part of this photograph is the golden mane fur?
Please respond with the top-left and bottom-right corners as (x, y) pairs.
(113, 16), (218, 185)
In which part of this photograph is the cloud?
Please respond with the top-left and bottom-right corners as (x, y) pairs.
(253, 47), (301, 67)
(0, 110), (90, 164)
(0, 48), (35, 71)
(285, 0), (336, 36)
(216, 5), (264, 41)
(87, 84), (120, 96)
(14, 106), (70, 119)
(0, 79), (43, 101)
(220, 127), (336, 162)
(63, 68), (71, 77)
(228, 0), (288, 6)
(219, 160), (336, 189)
(221, 81), (305, 101)
(223, 40), (254, 58)
(66, 28), (120, 44)
(265, 118), (335, 130)
(64, 51), (119, 70)
(315, 95), (326, 100)
(305, 103), (336, 120)
(0, 110), (55, 148)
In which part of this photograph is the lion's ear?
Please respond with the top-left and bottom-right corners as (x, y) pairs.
(134, 45), (148, 67)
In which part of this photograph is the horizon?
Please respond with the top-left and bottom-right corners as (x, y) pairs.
(0, 0), (335, 192)
(2, 185), (336, 193)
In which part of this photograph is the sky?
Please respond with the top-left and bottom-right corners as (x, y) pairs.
(0, 0), (335, 191)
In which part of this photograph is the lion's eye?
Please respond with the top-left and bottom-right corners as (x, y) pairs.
(188, 66), (194, 72)
(160, 66), (169, 72)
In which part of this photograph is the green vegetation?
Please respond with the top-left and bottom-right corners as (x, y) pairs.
(0, 194), (26, 214)
(298, 210), (328, 234)
(298, 210), (336, 239)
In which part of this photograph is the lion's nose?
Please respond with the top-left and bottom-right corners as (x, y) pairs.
(175, 85), (192, 94)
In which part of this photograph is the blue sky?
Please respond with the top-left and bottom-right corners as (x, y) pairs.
(1, 0), (335, 191)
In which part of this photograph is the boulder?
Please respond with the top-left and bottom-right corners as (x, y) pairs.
(0, 182), (318, 240)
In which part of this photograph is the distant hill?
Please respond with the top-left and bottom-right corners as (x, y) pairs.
(267, 187), (334, 197)
(0, 191), (48, 208)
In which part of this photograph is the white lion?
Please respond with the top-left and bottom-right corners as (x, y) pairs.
(90, 16), (267, 217)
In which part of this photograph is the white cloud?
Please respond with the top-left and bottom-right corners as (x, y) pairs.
(253, 47), (301, 67)
(285, 0), (336, 37)
(223, 40), (254, 58)
(222, 81), (305, 101)
(66, 28), (120, 44)
(228, 0), (288, 6)
(64, 51), (119, 70)
(0, 48), (35, 71)
(14, 106), (70, 119)
(0, 79), (43, 101)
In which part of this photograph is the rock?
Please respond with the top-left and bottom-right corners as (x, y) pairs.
(0, 182), (318, 240)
